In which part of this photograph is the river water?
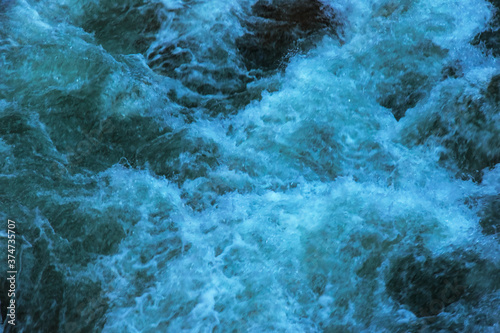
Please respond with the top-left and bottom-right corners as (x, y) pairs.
(1, 0), (499, 331)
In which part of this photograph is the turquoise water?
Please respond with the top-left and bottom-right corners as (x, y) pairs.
(1, 0), (499, 331)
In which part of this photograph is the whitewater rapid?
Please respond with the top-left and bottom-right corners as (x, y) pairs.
(1, 0), (499, 331)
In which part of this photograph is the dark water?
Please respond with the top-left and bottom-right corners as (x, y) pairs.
(0, 0), (499, 331)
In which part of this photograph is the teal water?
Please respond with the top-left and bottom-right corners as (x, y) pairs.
(1, 0), (500, 331)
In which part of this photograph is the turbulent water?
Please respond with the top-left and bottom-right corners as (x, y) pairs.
(1, 0), (500, 331)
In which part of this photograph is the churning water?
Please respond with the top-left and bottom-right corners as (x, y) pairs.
(1, 0), (500, 331)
